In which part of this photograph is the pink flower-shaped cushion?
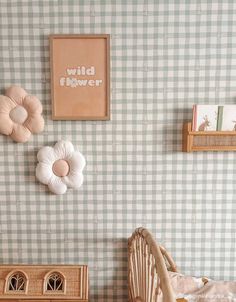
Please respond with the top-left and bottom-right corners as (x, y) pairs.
(0, 85), (44, 143)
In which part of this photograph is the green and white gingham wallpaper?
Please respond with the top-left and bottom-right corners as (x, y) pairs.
(1, 0), (236, 301)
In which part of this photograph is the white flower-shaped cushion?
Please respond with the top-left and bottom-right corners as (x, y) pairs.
(36, 141), (86, 195)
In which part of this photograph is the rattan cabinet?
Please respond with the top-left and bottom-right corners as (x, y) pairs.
(0, 265), (88, 302)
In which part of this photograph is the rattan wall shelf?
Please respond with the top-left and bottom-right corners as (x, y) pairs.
(183, 122), (236, 152)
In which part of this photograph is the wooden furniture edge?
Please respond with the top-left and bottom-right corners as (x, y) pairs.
(82, 265), (89, 300)
(0, 265), (87, 268)
(49, 35), (55, 120)
(49, 34), (110, 39)
(0, 296), (88, 300)
(0, 265), (88, 301)
(182, 122), (192, 152)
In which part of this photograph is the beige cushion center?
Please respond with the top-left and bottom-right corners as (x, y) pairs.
(52, 159), (70, 177)
(9, 105), (28, 124)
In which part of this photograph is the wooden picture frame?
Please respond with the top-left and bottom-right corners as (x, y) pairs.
(50, 34), (110, 120)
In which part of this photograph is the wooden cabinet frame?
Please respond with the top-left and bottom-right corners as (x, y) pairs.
(0, 265), (88, 302)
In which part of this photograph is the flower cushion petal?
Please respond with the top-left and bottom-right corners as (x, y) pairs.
(0, 95), (16, 113)
(37, 146), (56, 165)
(23, 95), (43, 115)
(67, 151), (86, 172)
(24, 114), (45, 133)
(36, 162), (53, 185)
(0, 113), (14, 135)
(62, 172), (84, 189)
(54, 141), (75, 160)
(36, 141), (86, 195)
(10, 124), (31, 143)
(5, 85), (27, 105)
(48, 175), (68, 195)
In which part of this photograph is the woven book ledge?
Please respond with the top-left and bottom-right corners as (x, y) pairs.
(183, 122), (236, 152)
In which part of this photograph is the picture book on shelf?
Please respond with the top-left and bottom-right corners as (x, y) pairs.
(192, 105), (218, 131)
(217, 105), (236, 131)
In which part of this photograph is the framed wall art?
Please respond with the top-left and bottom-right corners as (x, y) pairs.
(50, 34), (110, 120)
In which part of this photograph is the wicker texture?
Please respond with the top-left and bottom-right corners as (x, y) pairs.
(183, 122), (236, 151)
(193, 136), (236, 147)
(0, 265), (88, 301)
(128, 228), (178, 302)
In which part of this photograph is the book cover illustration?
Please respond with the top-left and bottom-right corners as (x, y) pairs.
(192, 105), (218, 131)
(219, 105), (236, 131)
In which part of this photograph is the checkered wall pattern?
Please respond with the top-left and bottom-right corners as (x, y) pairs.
(1, 1), (236, 301)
